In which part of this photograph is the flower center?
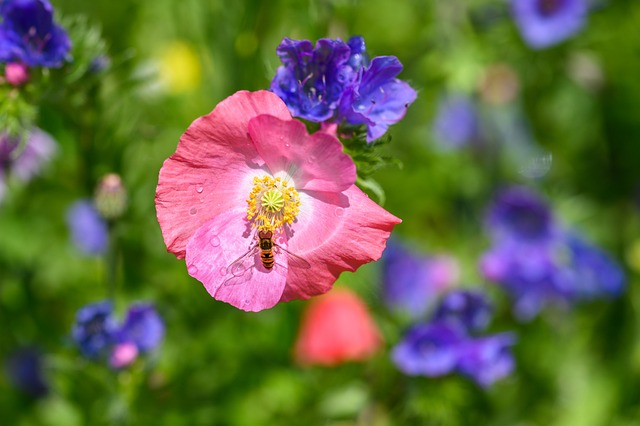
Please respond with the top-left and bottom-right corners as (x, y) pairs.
(246, 175), (301, 233)
(537, 0), (563, 16)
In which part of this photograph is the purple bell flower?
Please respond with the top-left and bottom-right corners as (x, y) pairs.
(486, 186), (557, 246)
(432, 94), (480, 149)
(382, 239), (458, 318)
(392, 321), (465, 377)
(270, 36), (416, 142)
(511, 0), (588, 49)
(339, 56), (417, 141)
(116, 303), (164, 352)
(66, 200), (109, 256)
(270, 37), (354, 122)
(71, 301), (118, 359)
(457, 333), (516, 388)
(0, 0), (71, 67)
(432, 290), (493, 334)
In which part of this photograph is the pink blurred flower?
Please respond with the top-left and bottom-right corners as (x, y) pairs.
(155, 91), (400, 311)
(109, 342), (138, 369)
(294, 288), (383, 366)
(4, 62), (29, 86)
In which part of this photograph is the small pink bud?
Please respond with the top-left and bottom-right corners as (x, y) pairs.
(5, 63), (29, 86)
(110, 342), (139, 369)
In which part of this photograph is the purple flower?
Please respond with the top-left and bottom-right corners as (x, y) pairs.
(0, 129), (56, 203)
(66, 200), (108, 256)
(392, 322), (465, 377)
(511, 0), (588, 49)
(392, 322), (516, 387)
(116, 303), (164, 352)
(338, 56), (417, 141)
(0, 0), (71, 67)
(432, 94), (480, 149)
(486, 186), (556, 246)
(562, 232), (626, 299)
(270, 37), (354, 122)
(71, 301), (118, 359)
(270, 36), (416, 142)
(432, 290), (493, 334)
(5, 347), (49, 397)
(458, 333), (516, 388)
(481, 188), (626, 320)
(382, 239), (458, 318)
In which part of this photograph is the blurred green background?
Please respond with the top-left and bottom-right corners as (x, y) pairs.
(2, 0), (640, 424)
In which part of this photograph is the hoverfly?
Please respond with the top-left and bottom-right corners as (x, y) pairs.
(222, 230), (311, 286)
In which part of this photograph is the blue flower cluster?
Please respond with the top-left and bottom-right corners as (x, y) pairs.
(0, 0), (71, 67)
(480, 186), (625, 320)
(71, 300), (164, 368)
(392, 290), (515, 388)
(270, 36), (417, 142)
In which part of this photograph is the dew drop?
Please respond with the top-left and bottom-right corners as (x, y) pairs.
(187, 264), (199, 275)
(219, 267), (227, 276)
(210, 236), (221, 247)
(195, 184), (204, 193)
(189, 207), (197, 215)
(307, 155), (316, 163)
(284, 143), (290, 148)
(243, 299), (250, 305)
(334, 207), (345, 217)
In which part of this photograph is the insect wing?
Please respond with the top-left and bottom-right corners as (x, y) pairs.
(274, 245), (311, 270)
(222, 245), (258, 286)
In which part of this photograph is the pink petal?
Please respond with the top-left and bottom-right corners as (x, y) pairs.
(280, 185), (401, 302)
(156, 90), (292, 259)
(248, 115), (356, 192)
(185, 210), (289, 312)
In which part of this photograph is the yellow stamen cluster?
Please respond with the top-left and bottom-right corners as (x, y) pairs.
(246, 175), (301, 233)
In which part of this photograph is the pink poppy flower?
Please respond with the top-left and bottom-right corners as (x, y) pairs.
(294, 288), (383, 366)
(155, 90), (400, 312)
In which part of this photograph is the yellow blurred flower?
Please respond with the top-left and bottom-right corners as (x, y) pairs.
(157, 41), (202, 94)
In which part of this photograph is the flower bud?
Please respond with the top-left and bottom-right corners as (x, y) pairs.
(94, 173), (127, 220)
(4, 63), (29, 86)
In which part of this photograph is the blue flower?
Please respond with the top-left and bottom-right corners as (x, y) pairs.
(486, 186), (557, 246)
(432, 290), (493, 334)
(562, 232), (626, 299)
(270, 36), (416, 142)
(392, 322), (465, 377)
(381, 239), (458, 318)
(432, 94), (480, 149)
(71, 301), (118, 359)
(457, 333), (516, 388)
(0, 0), (71, 67)
(66, 200), (108, 256)
(511, 0), (588, 49)
(4, 347), (49, 398)
(116, 303), (164, 352)
(270, 37), (354, 122)
(480, 187), (626, 320)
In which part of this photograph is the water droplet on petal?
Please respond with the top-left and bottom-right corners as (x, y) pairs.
(210, 236), (221, 247)
(219, 267), (227, 276)
(334, 207), (345, 217)
(195, 184), (204, 193)
(189, 207), (197, 215)
(285, 143), (290, 148)
(243, 299), (250, 305)
(307, 155), (316, 163)
(187, 264), (199, 275)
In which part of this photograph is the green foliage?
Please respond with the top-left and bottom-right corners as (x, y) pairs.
(2, 0), (640, 425)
